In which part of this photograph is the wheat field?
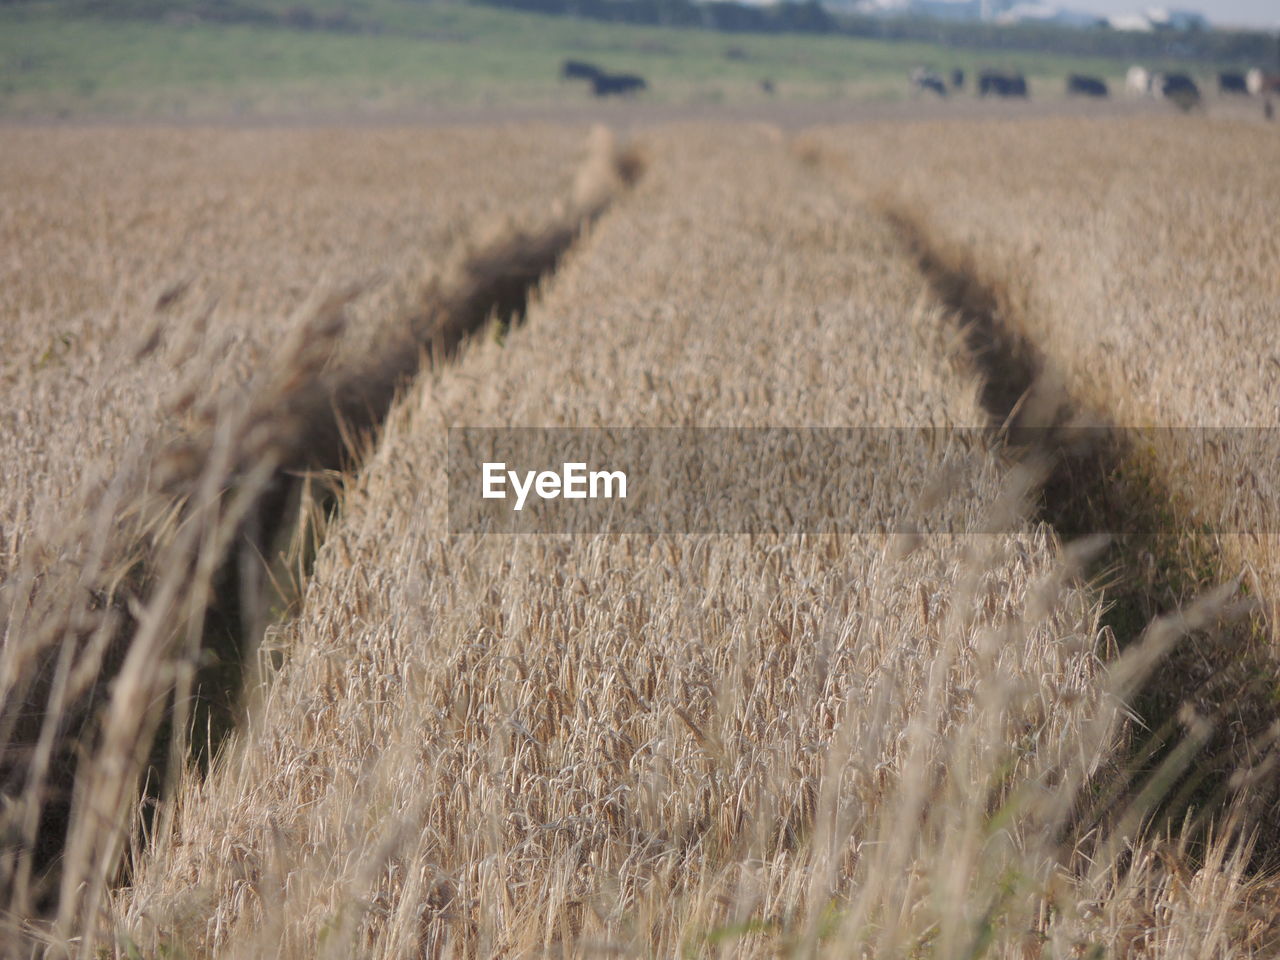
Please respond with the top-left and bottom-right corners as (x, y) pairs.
(809, 115), (1280, 580)
(2, 113), (1279, 957)
(804, 115), (1280, 844)
(0, 124), (587, 934)
(0, 126), (585, 570)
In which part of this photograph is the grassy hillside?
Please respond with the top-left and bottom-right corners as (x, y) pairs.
(0, 0), (1185, 119)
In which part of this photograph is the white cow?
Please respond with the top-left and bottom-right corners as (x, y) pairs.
(1125, 65), (1152, 97)
(1247, 68), (1280, 96)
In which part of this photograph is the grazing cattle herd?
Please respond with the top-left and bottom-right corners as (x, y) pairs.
(1122, 64), (1277, 112)
(1122, 68), (1204, 107)
(555, 56), (1275, 117)
(903, 61), (1273, 116)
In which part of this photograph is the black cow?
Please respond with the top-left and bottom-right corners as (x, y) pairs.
(979, 70), (1028, 98)
(910, 68), (948, 97)
(919, 75), (947, 96)
(591, 73), (647, 97)
(1067, 74), (1108, 98)
(1218, 71), (1248, 94)
(1160, 72), (1201, 108)
(951, 68), (965, 90)
(561, 59), (602, 81)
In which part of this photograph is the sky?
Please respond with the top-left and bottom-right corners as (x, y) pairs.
(1060, 0), (1280, 29)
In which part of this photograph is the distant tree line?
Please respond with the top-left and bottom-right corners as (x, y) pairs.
(480, 0), (837, 34)
(474, 0), (1280, 66)
(12, 0), (373, 33)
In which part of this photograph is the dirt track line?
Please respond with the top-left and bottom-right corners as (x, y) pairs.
(877, 200), (1280, 868)
(13, 130), (644, 935)
(195, 129), (645, 757)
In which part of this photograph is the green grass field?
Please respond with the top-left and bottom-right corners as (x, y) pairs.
(2, 0), (1177, 119)
(0, 0), (1194, 119)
